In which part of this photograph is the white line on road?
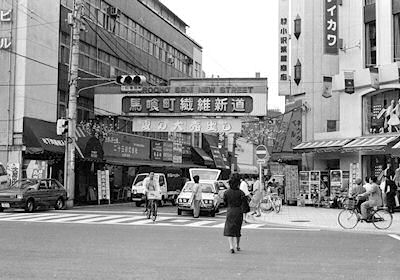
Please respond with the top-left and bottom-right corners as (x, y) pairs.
(74, 215), (126, 223)
(45, 214), (99, 223)
(186, 220), (216, 227)
(99, 216), (146, 224)
(0, 213), (56, 221)
(388, 234), (400, 241)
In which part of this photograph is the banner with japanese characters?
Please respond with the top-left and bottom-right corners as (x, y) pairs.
(172, 142), (183, 164)
(103, 133), (150, 160)
(278, 0), (290, 96)
(122, 95), (253, 116)
(0, 7), (12, 50)
(131, 118), (242, 133)
(324, 0), (338, 54)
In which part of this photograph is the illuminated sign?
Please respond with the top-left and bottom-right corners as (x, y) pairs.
(122, 96), (253, 115)
(131, 118), (242, 133)
(121, 86), (255, 94)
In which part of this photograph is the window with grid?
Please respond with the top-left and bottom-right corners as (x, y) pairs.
(365, 21), (376, 66)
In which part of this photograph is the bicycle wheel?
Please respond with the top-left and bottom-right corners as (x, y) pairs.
(338, 209), (359, 229)
(151, 202), (157, 222)
(146, 201), (151, 219)
(260, 200), (272, 213)
(372, 209), (392, 230)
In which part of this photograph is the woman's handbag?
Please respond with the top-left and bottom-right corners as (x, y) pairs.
(241, 195), (251, 213)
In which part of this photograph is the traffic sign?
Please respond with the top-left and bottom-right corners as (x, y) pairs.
(255, 145), (269, 159)
(257, 159), (266, 164)
(121, 85), (143, 92)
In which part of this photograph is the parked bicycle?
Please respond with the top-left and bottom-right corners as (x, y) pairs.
(337, 198), (393, 230)
(260, 193), (282, 214)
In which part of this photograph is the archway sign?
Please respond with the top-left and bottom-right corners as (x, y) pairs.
(255, 145), (269, 184)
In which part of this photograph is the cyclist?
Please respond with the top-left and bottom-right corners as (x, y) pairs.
(348, 178), (366, 211)
(357, 176), (382, 222)
(143, 172), (158, 213)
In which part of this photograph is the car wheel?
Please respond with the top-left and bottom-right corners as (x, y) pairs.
(25, 199), (35, 213)
(135, 201), (142, 207)
(55, 197), (65, 210)
(171, 199), (176, 206)
(210, 210), (216, 217)
(177, 208), (182, 215)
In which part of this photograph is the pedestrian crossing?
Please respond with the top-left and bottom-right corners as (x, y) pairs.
(0, 211), (308, 230)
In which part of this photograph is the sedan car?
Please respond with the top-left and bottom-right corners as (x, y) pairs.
(0, 178), (67, 212)
(176, 168), (223, 217)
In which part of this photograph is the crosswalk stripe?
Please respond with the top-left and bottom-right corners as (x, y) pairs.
(211, 223), (225, 228)
(243, 224), (263, 229)
(75, 215), (126, 223)
(186, 220), (216, 227)
(128, 219), (155, 225)
(388, 234), (400, 241)
(45, 214), (99, 223)
(0, 213), (55, 221)
(99, 216), (145, 224)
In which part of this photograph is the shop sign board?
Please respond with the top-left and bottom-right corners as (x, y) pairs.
(330, 170), (343, 198)
(122, 95), (253, 116)
(97, 170), (110, 203)
(162, 141), (173, 162)
(103, 133), (150, 160)
(131, 118), (242, 133)
(172, 142), (182, 164)
(0, 9), (12, 50)
(278, 0), (290, 96)
(151, 140), (163, 161)
(324, 0), (338, 55)
(25, 160), (48, 179)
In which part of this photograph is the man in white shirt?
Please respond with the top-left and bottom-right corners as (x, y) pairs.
(239, 175), (251, 222)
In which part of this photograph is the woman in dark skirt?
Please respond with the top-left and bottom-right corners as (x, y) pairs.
(223, 173), (245, 253)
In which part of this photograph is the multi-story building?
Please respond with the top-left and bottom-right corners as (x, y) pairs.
(281, 0), (400, 189)
(0, 0), (203, 202)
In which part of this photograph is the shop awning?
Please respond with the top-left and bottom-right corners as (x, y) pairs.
(343, 135), (399, 150)
(202, 134), (227, 169)
(192, 147), (215, 167)
(293, 138), (353, 152)
(23, 117), (65, 154)
(391, 140), (400, 149)
(237, 164), (258, 174)
(75, 136), (104, 161)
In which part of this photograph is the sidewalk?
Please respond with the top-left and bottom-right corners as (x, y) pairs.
(250, 205), (400, 234)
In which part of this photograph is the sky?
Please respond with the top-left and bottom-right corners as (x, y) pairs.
(161, 0), (284, 111)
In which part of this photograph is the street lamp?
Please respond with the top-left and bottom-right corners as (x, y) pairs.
(294, 59), (302, 85)
(294, 15), (301, 39)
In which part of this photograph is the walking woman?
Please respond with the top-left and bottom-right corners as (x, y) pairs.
(223, 173), (246, 254)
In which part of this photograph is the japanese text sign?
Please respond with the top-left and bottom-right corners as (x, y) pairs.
(103, 133), (150, 160)
(122, 96), (253, 116)
(324, 0), (338, 55)
(279, 0), (289, 82)
(131, 118), (242, 133)
(0, 9), (12, 50)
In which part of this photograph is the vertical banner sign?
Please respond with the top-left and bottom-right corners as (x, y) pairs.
(324, 0), (338, 54)
(0, 8), (12, 50)
(278, 0), (290, 96)
(322, 76), (333, 98)
(344, 71), (355, 94)
(172, 142), (183, 164)
(369, 67), (379, 89)
(97, 170), (110, 204)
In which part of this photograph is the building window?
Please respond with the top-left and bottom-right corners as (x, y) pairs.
(394, 13), (400, 61)
(327, 120), (338, 132)
(365, 21), (376, 66)
(363, 88), (400, 134)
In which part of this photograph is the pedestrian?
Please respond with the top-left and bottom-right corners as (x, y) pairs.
(239, 175), (251, 223)
(191, 175), (202, 218)
(380, 163), (394, 207)
(223, 173), (245, 253)
(250, 175), (263, 217)
(385, 179), (397, 213)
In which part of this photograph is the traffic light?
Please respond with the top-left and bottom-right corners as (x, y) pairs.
(116, 75), (146, 85)
(56, 119), (68, 135)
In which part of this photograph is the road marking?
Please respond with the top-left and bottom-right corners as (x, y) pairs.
(0, 212), (320, 231)
(388, 234), (400, 241)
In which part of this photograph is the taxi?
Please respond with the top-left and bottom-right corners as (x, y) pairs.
(176, 168), (223, 217)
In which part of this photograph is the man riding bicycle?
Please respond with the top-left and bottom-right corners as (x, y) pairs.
(143, 172), (160, 213)
(357, 176), (382, 222)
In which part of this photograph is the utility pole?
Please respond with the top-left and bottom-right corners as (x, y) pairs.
(66, 0), (83, 208)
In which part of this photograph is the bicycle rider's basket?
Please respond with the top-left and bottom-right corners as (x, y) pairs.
(345, 198), (356, 210)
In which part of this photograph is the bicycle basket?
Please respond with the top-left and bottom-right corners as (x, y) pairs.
(147, 191), (161, 200)
(345, 199), (356, 210)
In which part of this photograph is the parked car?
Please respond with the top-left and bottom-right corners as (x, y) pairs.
(176, 168), (222, 217)
(214, 180), (229, 207)
(0, 178), (67, 212)
(131, 173), (180, 207)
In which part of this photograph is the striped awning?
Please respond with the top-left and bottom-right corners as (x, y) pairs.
(392, 140), (400, 149)
(293, 138), (353, 150)
(343, 135), (399, 149)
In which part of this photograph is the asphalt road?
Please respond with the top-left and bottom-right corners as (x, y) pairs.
(0, 210), (399, 280)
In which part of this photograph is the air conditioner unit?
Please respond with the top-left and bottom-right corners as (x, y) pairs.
(167, 55), (174, 64)
(185, 57), (193, 65)
(107, 7), (121, 17)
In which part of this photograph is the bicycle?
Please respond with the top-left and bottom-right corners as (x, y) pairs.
(145, 191), (161, 222)
(337, 198), (393, 230)
(260, 193), (282, 214)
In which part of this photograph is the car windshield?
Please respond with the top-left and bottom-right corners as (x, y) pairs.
(189, 169), (220, 181)
(133, 174), (148, 186)
(10, 179), (38, 189)
(182, 183), (215, 193)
